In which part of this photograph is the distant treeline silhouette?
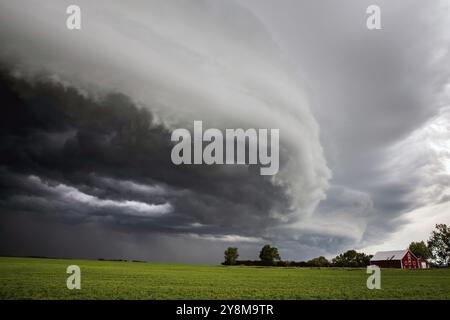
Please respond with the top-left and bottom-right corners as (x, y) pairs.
(223, 245), (372, 268)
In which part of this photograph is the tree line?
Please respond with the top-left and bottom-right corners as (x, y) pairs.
(223, 245), (372, 267)
(223, 224), (450, 267)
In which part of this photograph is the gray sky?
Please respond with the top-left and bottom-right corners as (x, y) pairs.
(0, 0), (449, 263)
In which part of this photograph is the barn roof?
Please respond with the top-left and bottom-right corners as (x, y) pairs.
(370, 250), (408, 261)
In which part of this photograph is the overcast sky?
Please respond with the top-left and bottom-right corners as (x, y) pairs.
(0, 0), (449, 263)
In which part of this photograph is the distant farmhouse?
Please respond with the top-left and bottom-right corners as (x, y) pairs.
(370, 249), (429, 269)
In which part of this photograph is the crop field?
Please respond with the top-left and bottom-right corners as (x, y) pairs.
(0, 257), (449, 300)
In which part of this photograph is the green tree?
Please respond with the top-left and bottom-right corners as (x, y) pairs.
(223, 247), (239, 265)
(409, 241), (432, 260)
(332, 250), (372, 267)
(307, 256), (330, 267)
(259, 245), (281, 265)
(428, 224), (450, 266)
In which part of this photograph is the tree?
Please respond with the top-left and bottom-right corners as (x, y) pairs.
(307, 256), (330, 267)
(409, 241), (432, 260)
(428, 224), (450, 266)
(223, 247), (239, 265)
(259, 245), (281, 265)
(332, 250), (372, 267)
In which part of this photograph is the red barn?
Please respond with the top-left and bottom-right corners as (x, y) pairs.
(370, 249), (422, 269)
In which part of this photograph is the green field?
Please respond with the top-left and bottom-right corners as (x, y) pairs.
(0, 257), (449, 299)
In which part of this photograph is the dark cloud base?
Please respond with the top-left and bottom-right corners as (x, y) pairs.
(0, 64), (294, 260)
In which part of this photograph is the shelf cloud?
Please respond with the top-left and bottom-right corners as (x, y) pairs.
(0, 0), (449, 263)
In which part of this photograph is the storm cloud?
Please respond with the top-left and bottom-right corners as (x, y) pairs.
(0, 71), (294, 235)
(0, 0), (449, 262)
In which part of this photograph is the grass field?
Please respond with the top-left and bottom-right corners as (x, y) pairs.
(0, 257), (449, 299)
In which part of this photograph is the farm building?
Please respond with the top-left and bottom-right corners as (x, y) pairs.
(370, 249), (429, 269)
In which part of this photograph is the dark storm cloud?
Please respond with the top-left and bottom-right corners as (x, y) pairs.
(0, 0), (449, 262)
(0, 68), (292, 240)
(0, 0), (334, 262)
